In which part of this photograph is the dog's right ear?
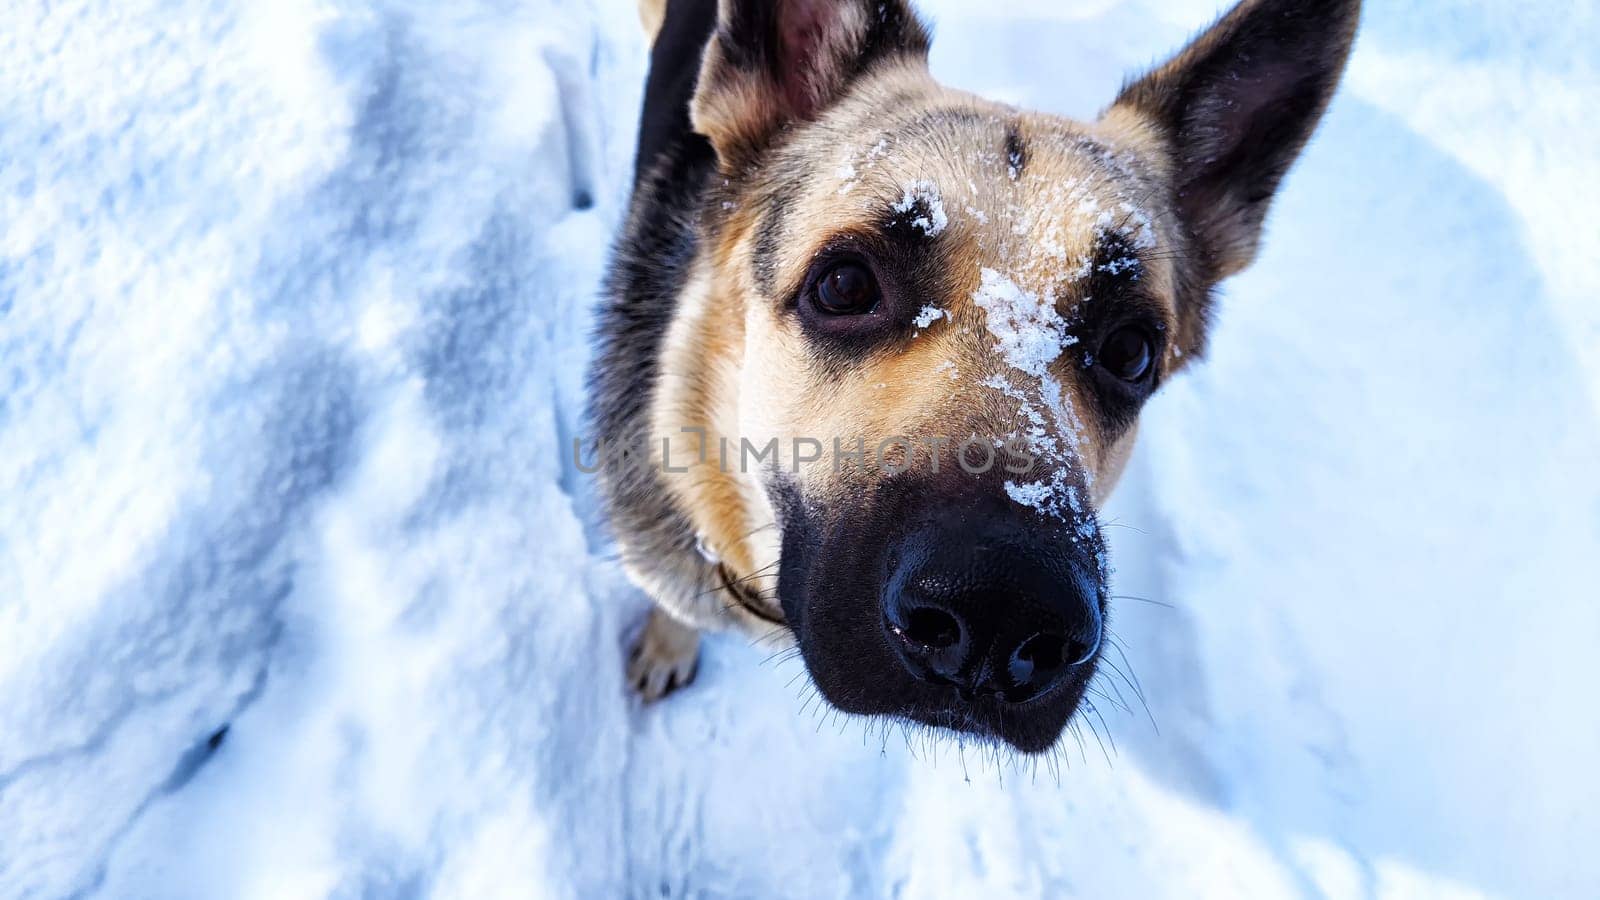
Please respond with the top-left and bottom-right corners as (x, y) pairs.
(1109, 0), (1360, 282)
(692, 0), (930, 170)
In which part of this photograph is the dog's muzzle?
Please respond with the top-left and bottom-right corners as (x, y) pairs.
(776, 469), (1106, 754)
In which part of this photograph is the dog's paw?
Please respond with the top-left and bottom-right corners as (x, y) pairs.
(627, 608), (701, 702)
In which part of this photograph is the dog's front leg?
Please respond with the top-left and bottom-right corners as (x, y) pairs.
(626, 606), (701, 701)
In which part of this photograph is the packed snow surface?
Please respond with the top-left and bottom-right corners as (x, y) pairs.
(3, 0), (1598, 898)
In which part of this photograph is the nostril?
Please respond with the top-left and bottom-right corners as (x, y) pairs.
(1007, 633), (1066, 687)
(897, 606), (962, 651)
(1006, 629), (1099, 700)
(1068, 633), (1098, 667)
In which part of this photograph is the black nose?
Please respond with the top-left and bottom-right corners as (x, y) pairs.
(883, 525), (1102, 704)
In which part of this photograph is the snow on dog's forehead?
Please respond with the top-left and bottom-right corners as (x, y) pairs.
(821, 118), (1161, 286)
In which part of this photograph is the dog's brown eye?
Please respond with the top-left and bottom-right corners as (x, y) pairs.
(815, 262), (879, 315)
(1099, 326), (1153, 381)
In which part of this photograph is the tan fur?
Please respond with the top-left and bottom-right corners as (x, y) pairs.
(638, 0), (667, 44)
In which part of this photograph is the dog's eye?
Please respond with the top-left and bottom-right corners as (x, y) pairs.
(814, 262), (880, 315)
(1098, 326), (1153, 381)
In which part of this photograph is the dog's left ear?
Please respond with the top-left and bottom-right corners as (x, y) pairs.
(1110, 0), (1360, 281)
(692, 0), (931, 170)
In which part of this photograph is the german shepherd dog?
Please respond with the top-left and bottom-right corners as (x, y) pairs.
(592, 0), (1358, 753)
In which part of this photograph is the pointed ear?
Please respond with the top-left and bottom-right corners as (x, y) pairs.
(1110, 0), (1360, 280)
(692, 0), (930, 170)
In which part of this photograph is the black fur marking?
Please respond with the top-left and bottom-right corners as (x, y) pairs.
(752, 182), (798, 296)
(1086, 229), (1146, 291)
(592, 134), (713, 475)
(590, 0), (721, 593)
(634, 0), (719, 185)
(1066, 233), (1168, 440)
(879, 195), (942, 245)
(715, 0), (779, 73)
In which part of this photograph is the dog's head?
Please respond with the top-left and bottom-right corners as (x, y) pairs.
(655, 0), (1357, 753)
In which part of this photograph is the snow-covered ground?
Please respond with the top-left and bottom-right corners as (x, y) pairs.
(2, 0), (1595, 897)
